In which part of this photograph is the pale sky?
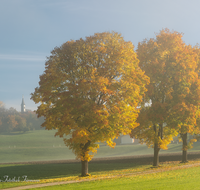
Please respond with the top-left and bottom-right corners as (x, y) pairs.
(1, 0), (200, 111)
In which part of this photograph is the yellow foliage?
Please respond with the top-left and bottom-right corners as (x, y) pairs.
(31, 31), (149, 162)
(132, 28), (200, 157)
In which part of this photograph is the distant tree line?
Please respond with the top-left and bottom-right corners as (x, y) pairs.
(0, 101), (44, 133)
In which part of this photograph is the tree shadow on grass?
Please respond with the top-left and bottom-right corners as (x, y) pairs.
(1, 153), (200, 180)
(0, 157), (152, 180)
(0, 163), (81, 180)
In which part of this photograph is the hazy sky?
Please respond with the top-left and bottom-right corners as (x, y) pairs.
(1, 0), (200, 111)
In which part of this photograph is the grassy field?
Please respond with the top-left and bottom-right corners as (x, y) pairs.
(0, 130), (200, 163)
(0, 158), (200, 189)
(27, 165), (200, 190)
(1, 130), (200, 189)
(0, 155), (151, 189)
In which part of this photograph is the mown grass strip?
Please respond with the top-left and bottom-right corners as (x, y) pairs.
(1, 162), (200, 190)
(0, 160), (200, 189)
(27, 164), (200, 190)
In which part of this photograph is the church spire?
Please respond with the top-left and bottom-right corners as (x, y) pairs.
(21, 96), (26, 113)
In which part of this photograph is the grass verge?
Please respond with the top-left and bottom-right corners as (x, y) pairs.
(0, 156), (200, 189)
(27, 164), (200, 190)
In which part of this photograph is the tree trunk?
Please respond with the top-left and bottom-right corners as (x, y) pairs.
(81, 160), (88, 176)
(80, 140), (91, 176)
(153, 123), (160, 167)
(182, 133), (188, 163)
(153, 143), (160, 167)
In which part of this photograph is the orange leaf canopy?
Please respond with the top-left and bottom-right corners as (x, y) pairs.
(31, 32), (149, 161)
(132, 29), (200, 150)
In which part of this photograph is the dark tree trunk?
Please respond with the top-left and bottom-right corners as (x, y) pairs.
(153, 143), (160, 167)
(81, 160), (88, 176)
(181, 133), (188, 163)
(80, 140), (91, 177)
(153, 123), (160, 167)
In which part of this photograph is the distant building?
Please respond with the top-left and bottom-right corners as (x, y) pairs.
(21, 96), (26, 113)
(114, 135), (139, 145)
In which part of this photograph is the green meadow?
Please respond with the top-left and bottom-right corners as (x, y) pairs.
(0, 130), (200, 163)
(27, 166), (200, 190)
(1, 130), (200, 189)
(0, 158), (200, 189)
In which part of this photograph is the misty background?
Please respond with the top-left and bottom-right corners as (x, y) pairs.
(1, 0), (200, 111)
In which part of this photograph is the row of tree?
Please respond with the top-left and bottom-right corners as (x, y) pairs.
(131, 29), (200, 166)
(31, 29), (200, 176)
(0, 102), (44, 133)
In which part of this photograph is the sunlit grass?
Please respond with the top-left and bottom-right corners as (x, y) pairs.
(27, 164), (200, 190)
(0, 160), (200, 189)
(1, 130), (200, 189)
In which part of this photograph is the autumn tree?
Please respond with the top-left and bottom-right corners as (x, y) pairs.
(0, 103), (44, 133)
(31, 32), (149, 176)
(168, 45), (200, 162)
(15, 115), (28, 132)
(6, 115), (18, 133)
(22, 112), (44, 131)
(131, 29), (200, 166)
(0, 103), (14, 133)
